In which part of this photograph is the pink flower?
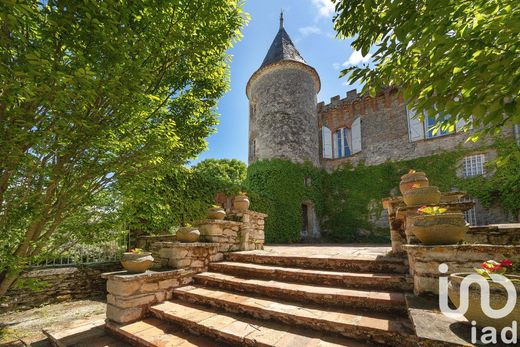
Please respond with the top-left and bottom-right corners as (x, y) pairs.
(500, 259), (513, 267)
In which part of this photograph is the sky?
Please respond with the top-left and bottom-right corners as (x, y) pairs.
(191, 0), (369, 165)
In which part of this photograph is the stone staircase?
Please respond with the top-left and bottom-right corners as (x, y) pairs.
(107, 252), (417, 346)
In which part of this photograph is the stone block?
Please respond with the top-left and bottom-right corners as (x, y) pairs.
(210, 253), (224, 262)
(107, 293), (156, 308)
(169, 258), (191, 269)
(158, 279), (180, 289)
(106, 304), (144, 324)
(141, 282), (159, 293)
(107, 279), (141, 297)
(191, 260), (205, 269)
(199, 223), (224, 236)
(159, 247), (189, 260)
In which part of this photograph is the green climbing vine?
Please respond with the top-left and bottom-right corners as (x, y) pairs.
(247, 138), (520, 243)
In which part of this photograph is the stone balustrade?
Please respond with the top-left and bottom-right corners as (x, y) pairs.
(102, 269), (193, 324)
(403, 244), (520, 295)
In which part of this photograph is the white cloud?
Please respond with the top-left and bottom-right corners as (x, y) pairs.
(311, 0), (335, 18)
(299, 26), (322, 37)
(332, 62), (341, 70)
(343, 50), (373, 66)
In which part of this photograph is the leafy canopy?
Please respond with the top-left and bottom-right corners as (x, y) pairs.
(0, 0), (247, 294)
(333, 0), (520, 137)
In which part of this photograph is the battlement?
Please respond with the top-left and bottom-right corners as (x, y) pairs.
(317, 86), (400, 114)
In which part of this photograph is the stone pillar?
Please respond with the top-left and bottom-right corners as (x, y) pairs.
(150, 242), (220, 271)
(102, 269), (193, 324)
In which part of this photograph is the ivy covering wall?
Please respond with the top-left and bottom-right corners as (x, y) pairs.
(246, 139), (519, 244)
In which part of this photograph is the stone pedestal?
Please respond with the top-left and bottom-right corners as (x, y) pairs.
(101, 269), (193, 324)
(403, 244), (520, 295)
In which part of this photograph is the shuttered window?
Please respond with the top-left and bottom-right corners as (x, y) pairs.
(321, 127), (333, 159)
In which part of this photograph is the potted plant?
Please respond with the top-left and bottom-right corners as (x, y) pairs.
(233, 192), (250, 211)
(403, 184), (441, 206)
(449, 260), (520, 331)
(400, 170), (429, 195)
(207, 204), (226, 220)
(412, 206), (468, 244)
(176, 223), (200, 242)
(121, 248), (154, 273)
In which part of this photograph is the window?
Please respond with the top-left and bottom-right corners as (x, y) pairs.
(462, 197), (478, 226)
(425, 115), (452, 139)
(463, 154), (485, 177)
(334, 128), (351, 158)
(321, 126), (332, 158)
(407, 106), (471, 142)
(331, 117), (361, 159)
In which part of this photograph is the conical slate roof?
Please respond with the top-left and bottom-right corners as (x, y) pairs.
(260, 13), (306, 69)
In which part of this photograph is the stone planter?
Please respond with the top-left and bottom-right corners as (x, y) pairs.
(448, 272), (520, 331)
(413, 213), (468, 245)
(120, 252), (154, 273)
(400, 171), (429, 195)
(233, 195), (250, 211)
(207, 207), (226, 220)
(176, 227), (200, 242)
(403, 186), (441, 206)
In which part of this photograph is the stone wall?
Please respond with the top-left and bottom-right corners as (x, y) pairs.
(1, 262), (121, 313)
(403, 244), (520, 295)
(318, 88), (513, 170)
(103, 269), (193, 324)
(466, 224), (520, 245)
(150, 242), (220, 272)
(135, 235), (176, 251)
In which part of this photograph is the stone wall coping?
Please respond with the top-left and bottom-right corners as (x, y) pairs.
(153, 241), (219, 248)
(468, 224), (520, 233)
(403, 244), (520, 252)
(136, 234), (175, 240)
(101, 268), (193, 282)
(192, 219), (242, 226)
(235, 210), (268, 218)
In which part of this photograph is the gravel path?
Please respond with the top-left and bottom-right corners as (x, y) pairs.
(0, 299), (106, 346)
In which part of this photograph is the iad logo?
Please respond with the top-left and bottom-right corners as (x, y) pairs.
(438, 263), (517, 344)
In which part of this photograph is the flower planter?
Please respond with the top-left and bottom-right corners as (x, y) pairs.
(403, 186), (441, 206)
(448, 272), (520, 330)
(233, 195), (250, 211)
(412, 213), (468, 245)
(121, 252), (154, 273)
(176, 227), (200, 242)
(207, 207), (226, 220)
(400, 171), (429, 195)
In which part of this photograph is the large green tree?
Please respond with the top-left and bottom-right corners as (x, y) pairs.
(333, 0), (520, 137)
(0, 0), (247, 294)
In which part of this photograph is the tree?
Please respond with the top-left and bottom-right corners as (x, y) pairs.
(0, 0), (247, 294)
(120, 159), (246, 234)
(333, 0), (520, 137)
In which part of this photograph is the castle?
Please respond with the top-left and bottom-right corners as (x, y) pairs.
(247, 14), (518, 239)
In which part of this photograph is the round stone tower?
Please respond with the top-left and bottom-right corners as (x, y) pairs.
(247, 13), (321, 166)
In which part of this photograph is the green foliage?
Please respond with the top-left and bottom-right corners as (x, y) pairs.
(0, 0), (248, 294)
(333, 0), (520, 139)
(122, 159), (247, 233)
(247, 140), (519, 243)
(246, 160), (324, 243)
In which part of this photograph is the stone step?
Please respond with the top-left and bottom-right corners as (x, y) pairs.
(106, 317), (221, 346)
(209, 261), (413, 291)
(151, 300), (373, 346)
(193, 272), (407, 313)
(224, 252), (408, 274)
(173, 285), (416, 346)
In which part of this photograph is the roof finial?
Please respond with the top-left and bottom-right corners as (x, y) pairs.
(280, 10), (284, 29)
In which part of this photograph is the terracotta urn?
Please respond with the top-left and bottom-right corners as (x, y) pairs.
(403, 186), (441, 206)
(412, 212), (468, 245)
(400, 171), (429, 195)
(176, 226), (200, 242)
(121, 252), (154, 273)
(233, 194), (250, 211)
(207, 207), (226, 220)
(448, 272), (520, 331)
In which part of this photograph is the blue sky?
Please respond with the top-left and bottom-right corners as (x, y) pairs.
(191, 0), (369, 165)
